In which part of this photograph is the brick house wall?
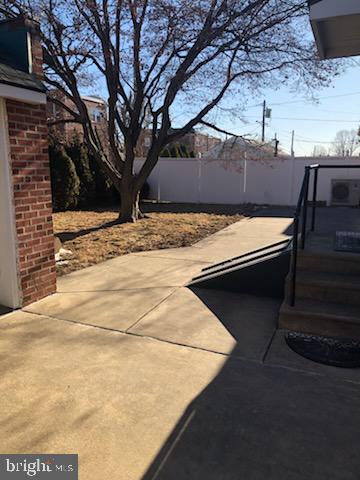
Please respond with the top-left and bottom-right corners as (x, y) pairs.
(180, 132), (222, 157)
(6, 100), (56, 306)
(29, 24), (44, 79)
(47, 92), (108, 147)
(0, 17), (56, 307)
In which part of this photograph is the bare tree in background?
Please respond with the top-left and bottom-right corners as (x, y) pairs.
(332, 130), (359, 157)
(312, 145), (328, 157)
(1, 0), (342, 222)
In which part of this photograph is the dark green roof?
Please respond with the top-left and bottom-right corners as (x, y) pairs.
(0, 62), (45, 93)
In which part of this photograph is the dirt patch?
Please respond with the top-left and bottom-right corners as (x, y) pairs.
(53, 203), (253, 275)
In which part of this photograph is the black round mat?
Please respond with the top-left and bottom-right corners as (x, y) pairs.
(285, 331), (360, 368)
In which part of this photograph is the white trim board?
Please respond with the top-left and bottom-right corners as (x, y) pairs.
(0, 83), (46, 104)
(310, 0), (360, 20)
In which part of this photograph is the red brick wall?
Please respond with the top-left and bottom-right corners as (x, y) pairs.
(30, 31), (44, 79)
(6, 99), (56, 306)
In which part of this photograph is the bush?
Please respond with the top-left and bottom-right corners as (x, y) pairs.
(49, 139), (80, 211)
(88, 152), (120, 204)
(178, 144), (189, 157)
(169, 144), (181, 157)
(160, 146), (171, 157)
(66, 137), (96, 207)
(49, 134), (141, 210)
(160, 143), (193, 158)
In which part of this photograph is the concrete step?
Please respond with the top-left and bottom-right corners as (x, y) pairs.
(279, 298), (360, 340)
(298, 250), (360, 275)
(285, 271), (360, 306)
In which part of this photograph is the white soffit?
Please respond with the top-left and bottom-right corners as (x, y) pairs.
(310, 0), (360, 20)
(310, 0), (360, 59)
(0, 83), (46, 104)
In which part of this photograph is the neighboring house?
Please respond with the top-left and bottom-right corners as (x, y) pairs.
(47, 92), (108, 144)
(137, 128), (221, 157)
(309, 0), (360, 58)
(0, 16), (56, 309)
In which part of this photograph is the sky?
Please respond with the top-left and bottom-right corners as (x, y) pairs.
(82, 11), (360, 159)
(214, 65), (360, 157)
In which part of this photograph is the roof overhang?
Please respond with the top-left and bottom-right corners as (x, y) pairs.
(309, 0), (360, 59)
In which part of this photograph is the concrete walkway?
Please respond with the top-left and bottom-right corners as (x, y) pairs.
(2, 208), (360, 479)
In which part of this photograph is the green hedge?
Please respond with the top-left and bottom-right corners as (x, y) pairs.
(49, 138), (80, 211)
(160, 143), (195, 158)
(66, 138), (96, 207)
(49, 135), (151, 211)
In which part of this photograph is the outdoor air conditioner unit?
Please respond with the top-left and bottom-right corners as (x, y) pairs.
(331, 180), (360, 206)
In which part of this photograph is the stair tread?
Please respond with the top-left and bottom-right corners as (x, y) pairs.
(294, 270), (360, 289)
(282, 298), (360, 322)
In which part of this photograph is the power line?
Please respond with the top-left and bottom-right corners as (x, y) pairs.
(273, 91), (360, 105)
(296, 139), (334, 144)
(245, 90), (360, 109)
(231, 119), (359, 154)
(241, 115), (359, 124)
(276, 107), (360, 116)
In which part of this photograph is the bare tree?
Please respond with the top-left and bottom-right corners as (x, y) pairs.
(332, 129), (359, 157)
(312, 145), (328, 157)
(1, 0), (342, 222)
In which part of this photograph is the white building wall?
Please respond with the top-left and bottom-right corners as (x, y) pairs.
(0, 99), (21, 308)
(135, 156), (360, 206)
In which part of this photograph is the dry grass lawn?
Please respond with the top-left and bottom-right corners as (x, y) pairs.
(53, 203), (253, 275)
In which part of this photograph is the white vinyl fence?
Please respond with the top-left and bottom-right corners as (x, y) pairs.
(135, 156), (360, 206)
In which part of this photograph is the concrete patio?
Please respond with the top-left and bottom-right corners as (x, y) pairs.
(306, 205), (360, 253)
(1, 207), (360, 479)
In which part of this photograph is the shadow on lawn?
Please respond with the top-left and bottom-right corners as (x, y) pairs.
(56, 218), (120, 243)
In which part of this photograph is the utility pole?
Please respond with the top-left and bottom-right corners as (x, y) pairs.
(262, 100), (266, 142)
(261, 100), (272, 142)
(291, 130), (295, 157)
(274, 133), (279, 157)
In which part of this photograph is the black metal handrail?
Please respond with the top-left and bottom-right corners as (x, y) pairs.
(290, 163), (360, 306)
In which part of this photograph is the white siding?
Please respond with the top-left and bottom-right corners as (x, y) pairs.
(0, 99), (21, 308)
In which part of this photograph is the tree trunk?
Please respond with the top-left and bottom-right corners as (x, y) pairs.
(118, 182), (140, 223)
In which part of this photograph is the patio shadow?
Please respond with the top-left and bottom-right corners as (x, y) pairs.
(141, 289), (360, 480)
